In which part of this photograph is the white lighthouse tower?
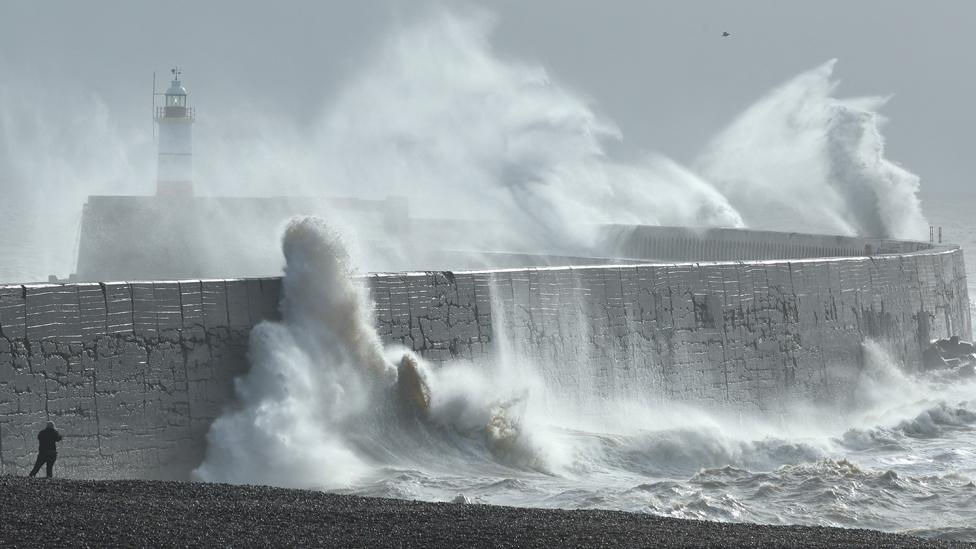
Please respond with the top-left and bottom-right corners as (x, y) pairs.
(155, 68), (194, 196)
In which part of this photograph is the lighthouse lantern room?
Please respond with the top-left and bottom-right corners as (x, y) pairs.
(155, 68), (194, 196)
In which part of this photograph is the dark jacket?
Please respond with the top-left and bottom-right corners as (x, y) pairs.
(38, 426), (62, 455)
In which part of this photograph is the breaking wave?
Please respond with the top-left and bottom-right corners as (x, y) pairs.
(697, 59), (928, 240)
(194, 217), (559, 488)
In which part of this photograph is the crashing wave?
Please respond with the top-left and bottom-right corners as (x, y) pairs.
(195, 217), (556, 488)
(697, 60), (928, 240)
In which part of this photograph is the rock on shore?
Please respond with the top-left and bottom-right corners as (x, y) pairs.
(0, 476), (969, 548)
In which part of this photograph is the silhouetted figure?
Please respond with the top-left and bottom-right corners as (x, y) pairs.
(29, 421), (62, 478)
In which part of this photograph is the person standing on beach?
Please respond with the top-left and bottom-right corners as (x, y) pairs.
(29, 421), (62, 478)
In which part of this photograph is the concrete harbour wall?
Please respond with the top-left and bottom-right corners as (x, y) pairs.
(0, 244), (970, 480)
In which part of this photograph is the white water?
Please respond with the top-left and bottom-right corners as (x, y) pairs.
(197, 218), (976, 541)
(697, 59), (928, 240)
(198, 10), (746, 259)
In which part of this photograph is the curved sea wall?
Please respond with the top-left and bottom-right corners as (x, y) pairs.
(603, 225), (935, 261)
(0, 240), (969, 480)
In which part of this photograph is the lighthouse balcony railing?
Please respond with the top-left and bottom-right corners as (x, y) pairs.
(155, 106), (195, 120)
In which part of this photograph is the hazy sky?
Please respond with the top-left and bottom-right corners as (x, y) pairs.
(1, 0), (974, 194)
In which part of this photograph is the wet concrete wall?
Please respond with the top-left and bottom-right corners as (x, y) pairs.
(0, 245), (969, 480)
(0, 279), (277, 479)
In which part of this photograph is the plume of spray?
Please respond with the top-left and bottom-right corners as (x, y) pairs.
(0, 10), (937, 287)
(3, 11), (932, 283)
(0, 8), (747, 284)
(193, 218), (390, 487)
(696, 60), (928, 240)
(194, 217), (561, 488)
(199, 10), (744, 259)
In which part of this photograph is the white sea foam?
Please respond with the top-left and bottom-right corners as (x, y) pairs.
(194, 217), (559, 488)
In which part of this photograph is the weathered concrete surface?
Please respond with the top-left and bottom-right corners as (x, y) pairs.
(1, 245), (969, 480)
(0, 279), (277, 479)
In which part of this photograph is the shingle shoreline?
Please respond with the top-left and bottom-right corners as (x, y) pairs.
(0, 475), (969, 548)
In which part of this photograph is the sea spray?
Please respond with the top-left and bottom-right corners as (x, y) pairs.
(198, 10), (746, 262)
(838, 340), (976, 449)
(1, 12), (936, 282)
(194, 217), (557, 488)
(193, 218), (390, 487)
(696, 60), (928, 240)
(318, 10), (748, 249)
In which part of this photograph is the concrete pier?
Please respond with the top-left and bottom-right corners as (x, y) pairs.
(0, 233), (969, 479)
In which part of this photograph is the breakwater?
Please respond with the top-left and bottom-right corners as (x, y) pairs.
(0, 238), (969, 480)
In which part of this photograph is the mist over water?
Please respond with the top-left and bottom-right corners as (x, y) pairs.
(197, 10), (746, 259)
(316, 11), (745, 251)
(0, 10), (934, 282)
(0, 77), (151, 282)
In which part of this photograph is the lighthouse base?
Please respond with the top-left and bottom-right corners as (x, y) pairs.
(157, 180), (194, 197)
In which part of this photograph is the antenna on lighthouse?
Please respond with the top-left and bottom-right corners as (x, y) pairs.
(151, 70), (173, 142)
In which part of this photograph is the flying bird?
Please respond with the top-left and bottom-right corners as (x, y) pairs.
(721, 31), (731, 38)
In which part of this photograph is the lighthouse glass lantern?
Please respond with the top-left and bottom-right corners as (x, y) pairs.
(155, 68), (194, 196)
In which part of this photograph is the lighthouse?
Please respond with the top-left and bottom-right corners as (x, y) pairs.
(155, 68), (194, 196)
